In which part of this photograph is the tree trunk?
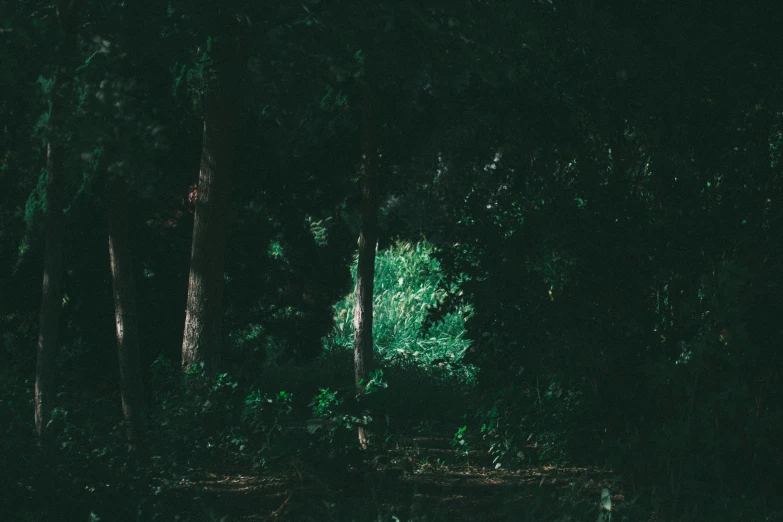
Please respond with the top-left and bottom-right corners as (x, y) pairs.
(108, 178), (144, 451)
(35, 0), (83, 445)
(35, 143), (65, 444)
(353, 78), (377, 449)
(181, 91), (238, 374)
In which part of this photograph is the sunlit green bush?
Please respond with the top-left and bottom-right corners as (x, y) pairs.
(326, 240), (474, 382)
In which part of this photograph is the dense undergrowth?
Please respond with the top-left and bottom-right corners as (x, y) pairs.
(1, 242), (476, 520)
(2, 242), (781, 521)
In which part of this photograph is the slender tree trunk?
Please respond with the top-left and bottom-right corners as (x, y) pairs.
(35, 143), (65, 444)
(107, 179), (144, 451)
(181, 90), (239, 373)
(353, 78), (377, 449)
(35, 0), (83, 445)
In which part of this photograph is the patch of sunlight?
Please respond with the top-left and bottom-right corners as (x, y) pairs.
(597, 487), (612, 522)
(267, 240), (284, 259)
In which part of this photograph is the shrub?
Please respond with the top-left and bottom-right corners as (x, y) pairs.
(326, 240), (474, 383)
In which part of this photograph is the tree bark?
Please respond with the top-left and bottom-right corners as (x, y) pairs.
(353, 78), (378, 449)
(35, 0), (83, 445)
(35, 143), (65, 444)
(107, 179), (144, 451)
(181, 91), (239, 374)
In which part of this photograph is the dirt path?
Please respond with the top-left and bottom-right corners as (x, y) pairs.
(161, 433), (634, 522)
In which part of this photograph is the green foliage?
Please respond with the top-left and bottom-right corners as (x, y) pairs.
(242, 389), (295, 466)
(468, 378), (583, 471)
(309, 387), (341, 419)
(307, 215), (331, 246)
(328, 240), (474, 382)
(306, 370), (388, 452)
(184, 36), (216, 111)
(18, 169), (48, 257)
(450, 424), (470, 457)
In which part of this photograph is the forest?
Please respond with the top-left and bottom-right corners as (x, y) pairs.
(1, 0), (782, 520)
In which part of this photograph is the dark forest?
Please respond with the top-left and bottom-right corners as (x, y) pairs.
(1, 1), (782, 520)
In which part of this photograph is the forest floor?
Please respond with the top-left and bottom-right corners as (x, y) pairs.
(159, 429), (635, 522)
(6, 363), (780, 521)
(8, 421), (782, 521)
